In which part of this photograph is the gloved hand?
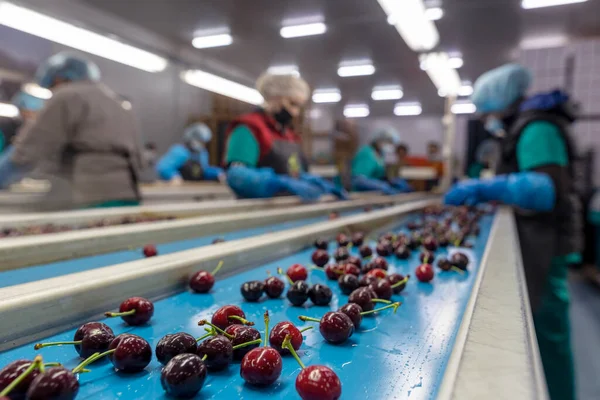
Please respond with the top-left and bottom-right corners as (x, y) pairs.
(444, 172), (556, 212)
(279, 175), (323, 202)
(226, 166), (283, 199)
(352, 175), (400, 196)
(300, 173), (349, 200)
(389, 178), (413, 193)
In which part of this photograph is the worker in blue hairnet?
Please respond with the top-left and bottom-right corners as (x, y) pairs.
(444, 63), (580, 400)
(351, 128), (412, 195)
(7, 52), (142, 208)
(156, 122), (224, 184)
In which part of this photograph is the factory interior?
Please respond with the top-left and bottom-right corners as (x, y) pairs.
(0, 0), (600, 399)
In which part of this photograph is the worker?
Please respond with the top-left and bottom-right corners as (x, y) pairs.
(5, 52), (142, 208)
(466, 139), (500, 178)
(155, 123), (224, 184)
(351, 128), (412, 195)
(224, 72), (347, 201)
(444, 63), (580, 400)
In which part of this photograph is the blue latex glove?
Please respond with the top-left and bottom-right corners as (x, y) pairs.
(389, 178), (413, 193)
(226, 166), (283, 199)
(352, 175), (399, 196)
(300, 173), (349, 200)
(0, 146), (27, 189)
(279, 175), (323, 202)
(198, 150), (224, 181)
(444, 172), (556, 212)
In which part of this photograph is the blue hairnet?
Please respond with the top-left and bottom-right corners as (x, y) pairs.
(10, 91), (45, 112)
(472, 64), (532, 114)
(183, 123), (212, 143)
(35, 52), (101, 89)
(373, 127), (401, 146)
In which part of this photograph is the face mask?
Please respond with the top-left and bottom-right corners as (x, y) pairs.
(381, 144), (395, 155)
(189, 140), (203, 152)
(274, 107), (293, 127)
(485, 117), (506, 138)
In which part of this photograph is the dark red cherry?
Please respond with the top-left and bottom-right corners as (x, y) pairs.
(358, 274), (378, 287)
(336, 233), (350, 247)
(338, 274), (360, 295)
(287, 281), (310, 306)
(269, 321), (303, 354)
(240, 347), (283, 386)
(241, 280), (265, 302)
(309, 284), (333, 306)
(387, 273), (408, 294)
(311, 250), (330, 267)
(143, 244), (157, 257)
(0, 360), (41, 399)
(189, 271), (215, 293)
(313, 238), (328, 250)
(437, 257), (452, 271)
(419, 250), (435, 264)
(296, 365), (342, 400)
(366, 268), (387, 279)
(450, 252), (469, 270)
(105, 297), (154, 326)
(351, 232), (365, 246)
(287, 264), (308, 282)
(359, 245), (373, 258)
(341, 263), (360, 276)
(415, 264), (434, 283)
(225, 326), (261, 360)
(25, 367), (78, 400)
(369, 279), (393, 300)
(211, 305), (250, 330)
(264, 276), (285, 298)
(196, 335), (233, 371)
(379, 233), (395, 242)
(34, 322), (115, 360)
(395, 245), (411, 259)
(324, 264), (343, 280)
(333, 247), (349, 262)
(422, 236), (438, 251)
(319, 312), (354, 344)
(375, 241), (393, 257)
(371, 257), (389, 270)
(156, 332), (198, 365)
(348, 287), (375, 312)
(161, 353), (207, 398)
(108, 334), (152, 372)
(338, 303), (363, 329)
(346, 256), (362, 268)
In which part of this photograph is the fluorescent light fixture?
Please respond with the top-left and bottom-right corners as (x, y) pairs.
(420, 53), (462, 96)
(0, 2), (167, 73)
(343, 104), (370, 118)
(451, 102), (476, 114)
(372, 86), (404, 101)
(280, 22), (327, 38)
(312, 89), (342, 103)
(520, 34), (568, 49)
(121, 100), (132, 110)
(22, 83), (52, 99)
(338, 62), (375, 77)
(378, 0), (439, 51)
(192, 33), (232, 49)
(425, 7), (444, 20)
(522, 0), (587, 9)
(394, 102), (422, 116)
(181, 70), (263, 105)
(267, 65), (300, 77)
(0, 102), (19, 118)
(458, 83), (473, 97)
(447, 56), (464, 69)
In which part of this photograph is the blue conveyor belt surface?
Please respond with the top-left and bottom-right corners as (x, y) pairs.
(0, 213), (494, 400)
(0, 210), (360, 288)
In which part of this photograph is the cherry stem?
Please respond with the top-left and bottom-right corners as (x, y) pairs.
(298, 316), (321, 323)
(371, 299), (392, 304)
(211, 261), (224, 276)
(197, 320), (234, 339)
(299, 326), (314, 333)
(263, 311), (270, 347)
(44, 362), (61, 367)
(451, 266), (465, 274)
(34, 340), (81, 350)
(104, 309), (136, 318)
(282, 335), (305, 369)
(201, 354), (208, 361)
(228, 315), (254, 326)
(278, 268), (294, 285)
(232, 339), (263, 350)
(391, 275), (411, 289)
(0, 356), (43, 397)
(196, 329), (216, 342)
(72, 349), (115, 374)
(309, 264), (322, 271)
(360, 302), (402, 316)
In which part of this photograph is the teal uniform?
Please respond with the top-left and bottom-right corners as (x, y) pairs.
(351, 145), (386, 180)
(517, 121), (575, 400)
(226, 126), (261, 168)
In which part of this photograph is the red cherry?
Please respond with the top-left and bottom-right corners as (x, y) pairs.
(387, 273), (408, 294)
(318, 312), (354, 344)
(287, 264), (308, 282)
(240, 347), (282, 386)
(264, 276), (285, 298)
(371, 257), (389, 270)
(225, 326), (261, 360)
(311, 250), (330, 267)
(296, 365), (342, 400)
(211, 305), (251, 330)
(415, 264), (434, 282)
(324, 264), (343, 280)
(108, 334), (152, 372)
(341, 263), (360, 276)
(369, 279), (393, 300)
(105, 297), (154, 326)
(366, 268), (387, 279)
(189, 271), (214, 293)
(422, 236), (438, 251)
(358, 274), (378, 287)
(269, 321), (303, 354)
(338, 303), (363, 329)
(346, 256), (362, 268)
(335, 233), (349, 247)
(143, 244), (157, 257)
(359, 245), (373, 258)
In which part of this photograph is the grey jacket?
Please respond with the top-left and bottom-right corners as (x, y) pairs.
(12, 82), (142, 206)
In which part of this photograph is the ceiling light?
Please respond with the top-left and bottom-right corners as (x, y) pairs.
(182, 70), (263, 105)
(267, 65), (300, 77)
(312, 89), (342, 103)
(522, 0), (587, 9)
(121, 100), (132, 110)
(378, 0), (439, 51)
(372, 86), (404, 101)
(458, 83), (473, 97)
(192, 33), (232, 49)
(22, 83), (52, 99)
(520, 34), (569, 49)
(0, 2), (168, 73)
(451, 102), (476, 114)
(394, 102), (422, 116)
(0, 102), (19, 118)
(344, 104), (370, 118)
(424, 7), (444, 20)
(338, 62), (375, 77)
(280, 22), (327, 38)
(420, 52), (462, 96)
(447, 56), (463, 69)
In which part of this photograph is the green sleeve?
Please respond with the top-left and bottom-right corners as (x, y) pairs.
(516, 121), (568, 171)
(352, 146), (385, 179)
(0, 130), (5, 153)
(225, 125), (260, 167)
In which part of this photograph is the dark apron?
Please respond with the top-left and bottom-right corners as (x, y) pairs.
(0, 117), (21, 151)
(258, 138), (308, 177)
(496, 111), (581, 311)
(178, 152), (204, 181)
